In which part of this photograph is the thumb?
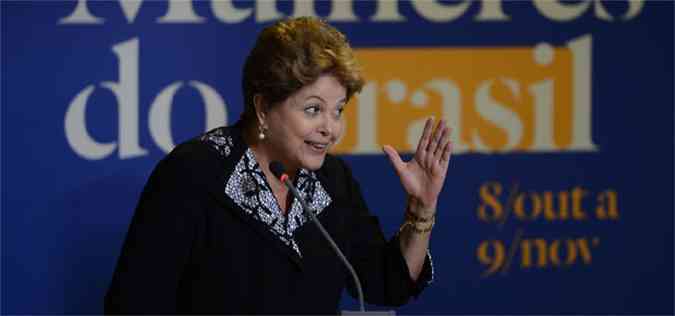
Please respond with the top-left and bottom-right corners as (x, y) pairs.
(382, 145), (405, 175)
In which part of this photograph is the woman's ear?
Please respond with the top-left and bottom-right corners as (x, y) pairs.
(253, 94), (266, 127)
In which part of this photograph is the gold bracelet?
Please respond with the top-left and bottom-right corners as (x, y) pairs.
(405, 210), (435, 223)
(399, 218), (435, 234)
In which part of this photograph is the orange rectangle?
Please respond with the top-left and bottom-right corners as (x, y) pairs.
(332, 45), (575, 154)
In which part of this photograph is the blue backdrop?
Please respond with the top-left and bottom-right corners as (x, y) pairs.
(2, 1), (673, 314)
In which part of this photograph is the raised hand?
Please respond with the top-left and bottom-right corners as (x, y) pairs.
(382, 117), (452, 217)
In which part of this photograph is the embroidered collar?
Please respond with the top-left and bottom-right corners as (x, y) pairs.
(201, 127), (332, 257)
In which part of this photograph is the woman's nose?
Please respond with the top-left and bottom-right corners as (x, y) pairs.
(318, 115), (335, 138)
(319, 124), (331, 137)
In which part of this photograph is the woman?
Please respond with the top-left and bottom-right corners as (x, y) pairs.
(105, 17), (452, 314)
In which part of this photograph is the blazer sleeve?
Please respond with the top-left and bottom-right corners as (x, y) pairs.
(104, 143), (216, 314)
(338, 159), (434, 307)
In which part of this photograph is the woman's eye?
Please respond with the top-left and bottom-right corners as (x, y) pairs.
(304, 105), (320, 115)
(335, 107), (345, 117)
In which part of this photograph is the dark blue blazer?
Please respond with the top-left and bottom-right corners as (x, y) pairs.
(104, 123), (433, 314)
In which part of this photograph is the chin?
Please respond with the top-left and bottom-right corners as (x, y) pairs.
(301, 156), (326, 171)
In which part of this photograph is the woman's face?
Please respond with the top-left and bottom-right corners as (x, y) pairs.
(263, 74), (346, 172)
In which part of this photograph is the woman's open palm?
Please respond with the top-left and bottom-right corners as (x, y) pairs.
(382, 118), (453, 212)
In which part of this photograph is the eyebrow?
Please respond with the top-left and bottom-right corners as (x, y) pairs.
(305, 95), (347, 106)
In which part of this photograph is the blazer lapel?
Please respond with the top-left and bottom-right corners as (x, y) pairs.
(199, 124), (332, 269)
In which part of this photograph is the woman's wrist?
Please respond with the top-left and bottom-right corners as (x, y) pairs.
(406, 196), (437, 219)
(399, 215), (435, 234)
(400, 196), (436, 234)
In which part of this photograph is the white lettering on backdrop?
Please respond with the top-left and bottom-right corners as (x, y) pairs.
(59, 0), (644, 25)
(64, 38), (227, 160)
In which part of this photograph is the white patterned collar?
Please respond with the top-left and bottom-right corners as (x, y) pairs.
(201, 127), (332, 257)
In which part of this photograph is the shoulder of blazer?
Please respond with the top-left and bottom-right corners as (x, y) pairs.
(158, 126), (242, 200)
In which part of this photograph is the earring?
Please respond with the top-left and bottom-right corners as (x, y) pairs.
(258, 125), (266, 140)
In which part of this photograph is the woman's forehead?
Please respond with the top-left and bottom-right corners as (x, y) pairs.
(296, 75), (347, 101)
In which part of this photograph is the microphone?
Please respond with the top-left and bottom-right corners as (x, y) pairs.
(269, 161), (367, 313)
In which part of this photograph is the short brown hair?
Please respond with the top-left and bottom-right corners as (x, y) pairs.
(241, 17), (364, 124)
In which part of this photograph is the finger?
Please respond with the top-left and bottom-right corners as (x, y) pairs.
(434, 135), (451, 169)
(382, 145), (405, 175)
(426, 119), (445, 164)
(415, 117), (434, 158)
(441, 141), (453, 167)
(433, 125), (451, 157)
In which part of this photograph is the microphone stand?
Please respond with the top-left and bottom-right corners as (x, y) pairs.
(279, 173), (395, 316)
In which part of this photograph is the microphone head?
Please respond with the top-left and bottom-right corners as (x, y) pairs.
(269, 161), (286, 180)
